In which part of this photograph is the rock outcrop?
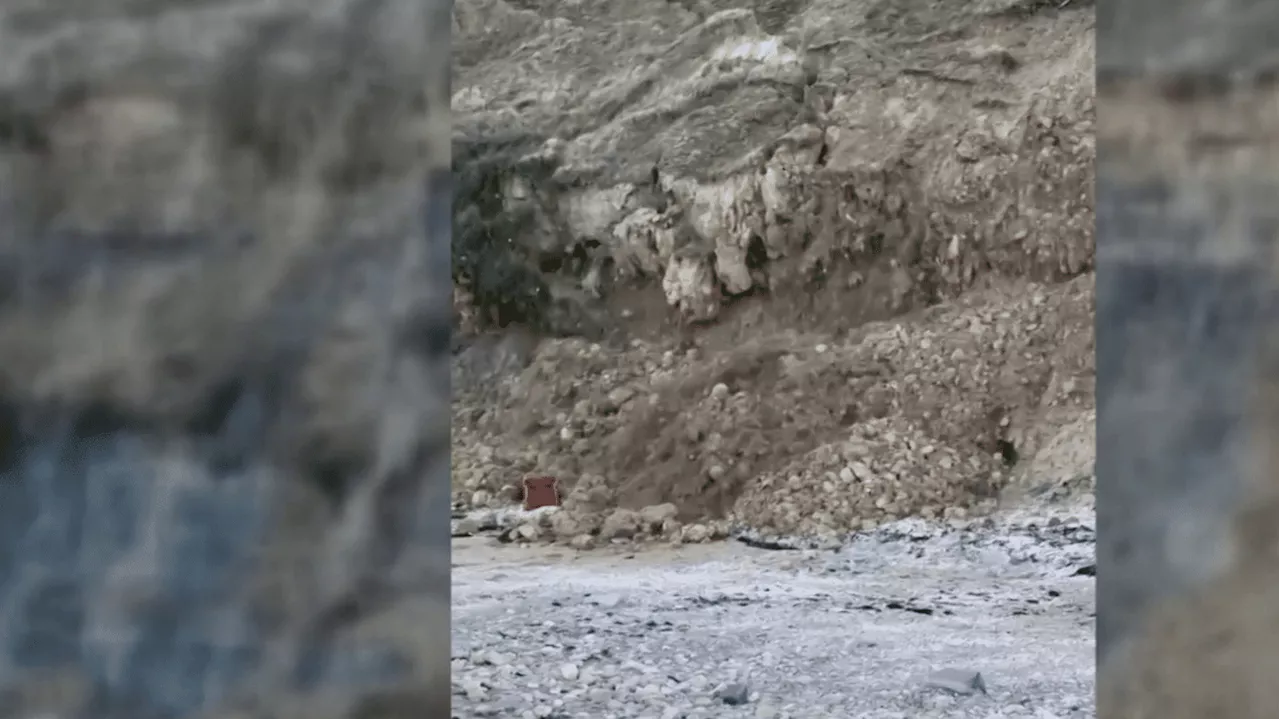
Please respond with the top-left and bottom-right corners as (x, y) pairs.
(453, 0), (1094, 333)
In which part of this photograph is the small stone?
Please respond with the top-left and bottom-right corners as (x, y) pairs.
(471, 489), (492, 507)
(484, 651), (513, 666)
(710, 383), (730, 400)
(559, 662), (580, 680)
(592, 593), (624, 609)
(600, 508), (641, 539)
(639, 503), (679, 528)
(682, 524), (712, 543)
(569, 533), (595, 550)
(716, 682), (750, 705)
(815, 343), (829, 353)
(550, 512), (582, 538)
(925, 668), (988, 696)
(516, 523), (540, 541)
(453, 517), (481, 536)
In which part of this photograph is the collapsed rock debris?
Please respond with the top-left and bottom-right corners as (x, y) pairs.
(452, 0), (1096, 545)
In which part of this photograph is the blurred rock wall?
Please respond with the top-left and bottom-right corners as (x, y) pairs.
(0, 2), (452, 717)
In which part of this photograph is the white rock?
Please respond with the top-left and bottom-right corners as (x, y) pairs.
(925, 667), (988, 695)
(683, 523), (712, 543)
(640, 503), (679, 526)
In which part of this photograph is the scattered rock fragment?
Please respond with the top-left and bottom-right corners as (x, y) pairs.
(715, 681), (751, 705)
(590, 593), (624, 609)
(639, 502), (679, 530)
(548, 511), (582, 539)
(682, 523), (712, 543)
(600, 508), (641, 539)
(453, 517), (482, 537)
(925, 668), (989, 696)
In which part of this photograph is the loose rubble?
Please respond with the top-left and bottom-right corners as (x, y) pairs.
(452, 511), (1096, 719)
(926, 669), (989, 697)
(453, 278), (1094, 546)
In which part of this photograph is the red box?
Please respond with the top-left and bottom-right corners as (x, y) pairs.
(522, 476), (560, 511)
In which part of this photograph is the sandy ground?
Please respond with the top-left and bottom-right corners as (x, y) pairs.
(451, 507), (1096, 719)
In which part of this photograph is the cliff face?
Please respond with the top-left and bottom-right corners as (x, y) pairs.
(0, 2), (451, 717)
(451, 0), (1097, 541)
(452, 0), (1094, 338)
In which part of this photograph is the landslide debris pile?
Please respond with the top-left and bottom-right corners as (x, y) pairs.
(454, 277), (1095, 544)
(451, 0), (1097, 545)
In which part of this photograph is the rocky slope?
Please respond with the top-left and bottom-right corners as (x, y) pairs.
(451, 0), (1097, 542)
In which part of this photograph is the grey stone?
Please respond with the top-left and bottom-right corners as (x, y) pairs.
(454, 517), (483, 536)
(639, 503), (680, 528)
(925, 668), (988, 696)
(716, 682), (751, 705)
(600, 509), (642, 540)
(591, 593), (624, 609)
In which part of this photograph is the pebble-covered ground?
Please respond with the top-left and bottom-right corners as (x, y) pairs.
(451, 508), (1096, 719)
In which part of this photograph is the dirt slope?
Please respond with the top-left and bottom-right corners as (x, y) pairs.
(452, 0), (1097, 541)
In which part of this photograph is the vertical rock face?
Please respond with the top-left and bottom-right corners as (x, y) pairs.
(452, 0), (1096, 344)
(0, 1), (451, 718)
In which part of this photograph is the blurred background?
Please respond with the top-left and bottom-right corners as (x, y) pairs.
(0, 1), (452, 717)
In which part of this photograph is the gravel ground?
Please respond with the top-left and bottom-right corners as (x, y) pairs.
(451, 508), (1096, 719)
